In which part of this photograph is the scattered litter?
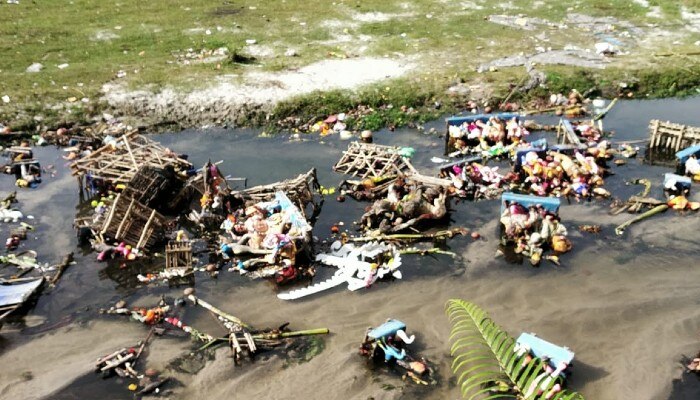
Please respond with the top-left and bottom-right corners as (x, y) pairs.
(477, 49), (609, 72)
(487, 14), (563, 31)
(171, 47), (229, 65)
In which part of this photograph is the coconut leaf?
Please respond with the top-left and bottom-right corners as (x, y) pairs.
(446, 299), (585, 400)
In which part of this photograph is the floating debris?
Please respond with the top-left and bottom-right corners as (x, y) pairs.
(278, 241), (402, 300)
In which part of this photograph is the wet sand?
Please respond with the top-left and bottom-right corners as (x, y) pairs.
(1, 97), (700, 399)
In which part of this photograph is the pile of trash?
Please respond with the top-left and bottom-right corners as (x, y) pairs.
(6, 100), (697, 395)
(219, 191), (314, 283)
(447, 115), (530, 158)
(514, 146), (610, 199)
(360, 177), (448, 235)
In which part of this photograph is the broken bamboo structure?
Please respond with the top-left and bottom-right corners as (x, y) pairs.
(199, 328), (331, 351)
(648, 120), (700, 151)
(556, 119), (586, 148)
(70, 131), (192, 192)
(99, 193), (168, 250)
(405, 172), (452, 190)
(121, 165), (182, 209)
(231, 168), (320, 215)
(165, 241), (192, 270)
(334, 142), (414, 179)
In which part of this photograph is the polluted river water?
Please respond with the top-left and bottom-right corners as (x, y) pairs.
(1, 97), (700, 400)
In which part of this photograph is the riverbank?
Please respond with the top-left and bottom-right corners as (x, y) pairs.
(2, 1), (700, 132)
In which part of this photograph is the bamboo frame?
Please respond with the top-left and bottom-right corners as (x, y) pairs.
(165, 240), (193, 270)
(649, 120), (700, 151)
(333, 142), (413, 179)
(230, 168), (319, 209)
(99, 194), (167, 250)
(69, 131), (192, 190)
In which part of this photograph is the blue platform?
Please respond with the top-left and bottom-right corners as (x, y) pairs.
(516, 332), (574, 370)
(501, 192), (560, 214)
(368, 319), (407, 340)
(676, 145), (700, 164)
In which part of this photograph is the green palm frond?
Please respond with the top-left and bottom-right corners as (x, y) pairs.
(446, 299), (585, 400)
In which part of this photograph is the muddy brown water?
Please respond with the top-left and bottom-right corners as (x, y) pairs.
(1, 97), (700, 400)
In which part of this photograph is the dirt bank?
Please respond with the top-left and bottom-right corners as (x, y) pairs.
(102, 57), (414, 127)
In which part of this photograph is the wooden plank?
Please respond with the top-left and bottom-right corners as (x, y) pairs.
(137, 209), (158, 249)
(100, 194), (121, 235)
(115, 198), (136, 238)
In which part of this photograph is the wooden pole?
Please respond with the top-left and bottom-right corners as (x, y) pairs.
(100, 193), (121, 235)
(399, 248), (457, 257)
(115, 198), (135, 238)
(137, 209), (157, 249)
(677, 125), (686, 151)
(50, 253), (75, 286)
(593, 97), (618, 121)
(252, 328), (329, 340)
(134, 327), (155, 360)
(615, 204), (669, 235)
(188, 295), (251, 329)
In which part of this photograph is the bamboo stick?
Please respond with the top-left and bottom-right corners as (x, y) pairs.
(134, 327), (155, 360)
(615, 204), (669, 235)
(251, 328), (329, 340)
(100, 194), (120, 235)
(137, 209), (157, 249)
(96, 348), (126, 365)
(399, 248), (457, 257)
(115, 198), (135, 238)
(593, 97), (618, 121)
(350, 228), (467, 242)
(50, 253), (74, 286)
(187, 295), (251, 329)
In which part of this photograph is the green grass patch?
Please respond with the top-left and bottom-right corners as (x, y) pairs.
(0, 0), (698, 130)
